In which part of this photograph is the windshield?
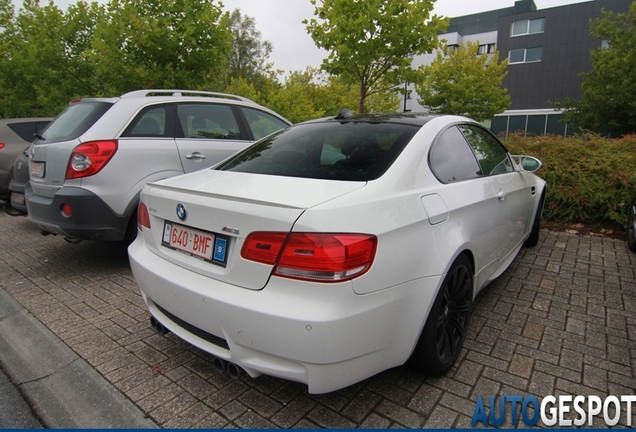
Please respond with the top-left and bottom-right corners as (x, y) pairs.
(41, 102), (114, 143)
(216, 121), (418, 181)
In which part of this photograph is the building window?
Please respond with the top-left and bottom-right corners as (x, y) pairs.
(511, 18), (545, 36)
(445, 44), (459, 53)
(478, 43), (496, 55)
(508, 47), (542, 64)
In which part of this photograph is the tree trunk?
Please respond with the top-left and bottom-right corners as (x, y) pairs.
(358, 84), (366, 114)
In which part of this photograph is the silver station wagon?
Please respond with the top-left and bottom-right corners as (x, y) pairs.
(25, 89), (291, 243)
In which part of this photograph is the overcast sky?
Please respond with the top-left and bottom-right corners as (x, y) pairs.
(16, 0), (593, 74)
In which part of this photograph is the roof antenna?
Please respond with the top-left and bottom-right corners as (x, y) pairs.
(335, 108), (354, 120)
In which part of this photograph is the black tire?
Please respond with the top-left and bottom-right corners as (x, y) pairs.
(124, 210), (138, 246)
(523, 192), (545, 248)
(3, 202), (26, 216)
(628, 194), (636, 253)
(409, 254), (473, 376)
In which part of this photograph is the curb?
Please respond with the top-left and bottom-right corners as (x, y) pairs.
(0, 286), (158, 428)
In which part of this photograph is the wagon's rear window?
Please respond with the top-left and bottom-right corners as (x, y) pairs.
(216, 121), (418, 181)
(42, 102), (113, 143)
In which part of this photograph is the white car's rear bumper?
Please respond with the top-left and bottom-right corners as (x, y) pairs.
(129, 236), (442, 394)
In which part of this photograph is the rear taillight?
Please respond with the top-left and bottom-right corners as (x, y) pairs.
(241, 232), (377, 282)
(241, 232), (288, 265)
(138, 201), (151, 230)
(65, 140), (118, 179)
(0, 143), (4, 150)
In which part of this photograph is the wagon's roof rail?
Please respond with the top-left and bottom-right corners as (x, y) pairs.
(120, 89), (255, 103)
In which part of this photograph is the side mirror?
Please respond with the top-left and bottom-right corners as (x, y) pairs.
(511, 155), (542, 173)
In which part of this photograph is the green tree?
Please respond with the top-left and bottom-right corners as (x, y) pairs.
(224, 77), (263, 103)
(226, 8), (275, 92)
(267, 69), (326, 123)
(305, 71), (357, 116)
(305, 0), (447, 114)
(0, 0), (104, 117)
(556, 4), (636, 136)
(308, 71), (400, 116)
(414, 41), (510, 121)
(90, 0), (232, 94)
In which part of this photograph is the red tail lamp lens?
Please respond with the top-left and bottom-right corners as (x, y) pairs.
(241, 232), (377, 282)
(66, 140), (118, 179)
(137, 201), (151, 230)
(241, 232), (288, 265)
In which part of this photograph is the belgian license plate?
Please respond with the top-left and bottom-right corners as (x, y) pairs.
(162, 221), (228, 266)
(30, 161), (45, 178)
(10, 192), (25, 205)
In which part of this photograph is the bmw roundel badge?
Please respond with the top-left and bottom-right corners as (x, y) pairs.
(176, 203), (187, 221)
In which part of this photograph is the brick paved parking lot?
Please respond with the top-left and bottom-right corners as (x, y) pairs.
(0, 208), (635, 428)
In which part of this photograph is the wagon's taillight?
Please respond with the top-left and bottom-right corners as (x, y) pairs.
(241, 232), (377, 282)
(66, 140), (118, 179)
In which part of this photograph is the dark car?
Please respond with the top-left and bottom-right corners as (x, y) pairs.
(0, 118), (52, 204)
(7, 147), (31, 213)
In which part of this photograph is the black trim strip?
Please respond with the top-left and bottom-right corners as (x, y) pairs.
(154, 302), (230, 350)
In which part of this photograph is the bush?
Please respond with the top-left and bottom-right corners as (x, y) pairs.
(503, 133), (636, 228)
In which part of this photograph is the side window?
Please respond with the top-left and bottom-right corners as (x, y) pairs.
(177, 103), (241, 140)
(458, 124), (513, 176)
(124, 104), (174, 138)
(241, 107), (289, 140)
(429, 126), (482, 183)
(7, 121), (40, 142)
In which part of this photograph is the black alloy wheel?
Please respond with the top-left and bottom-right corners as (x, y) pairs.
(435, 259), (472, 365)
(409, 254), (473, 376)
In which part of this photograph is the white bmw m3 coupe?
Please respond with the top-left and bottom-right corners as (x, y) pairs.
(128, 110), (546, 394)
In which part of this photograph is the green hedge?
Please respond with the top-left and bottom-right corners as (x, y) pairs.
(503, 133), (636, 228)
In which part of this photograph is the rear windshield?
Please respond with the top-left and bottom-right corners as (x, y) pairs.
(41, 102), (113, 143)
(216, 121), (418, 181)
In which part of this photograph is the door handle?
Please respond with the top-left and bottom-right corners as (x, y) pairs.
(185, 152), (206, 160)
(496, 190), (506, 201)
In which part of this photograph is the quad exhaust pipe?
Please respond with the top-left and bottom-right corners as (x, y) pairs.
(228, 362), (246, 379)
(149, 317), (245, 379)
(212, 357), (228, 374)
(150, 316), (170, 336)
(213, 356), (245, 379)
